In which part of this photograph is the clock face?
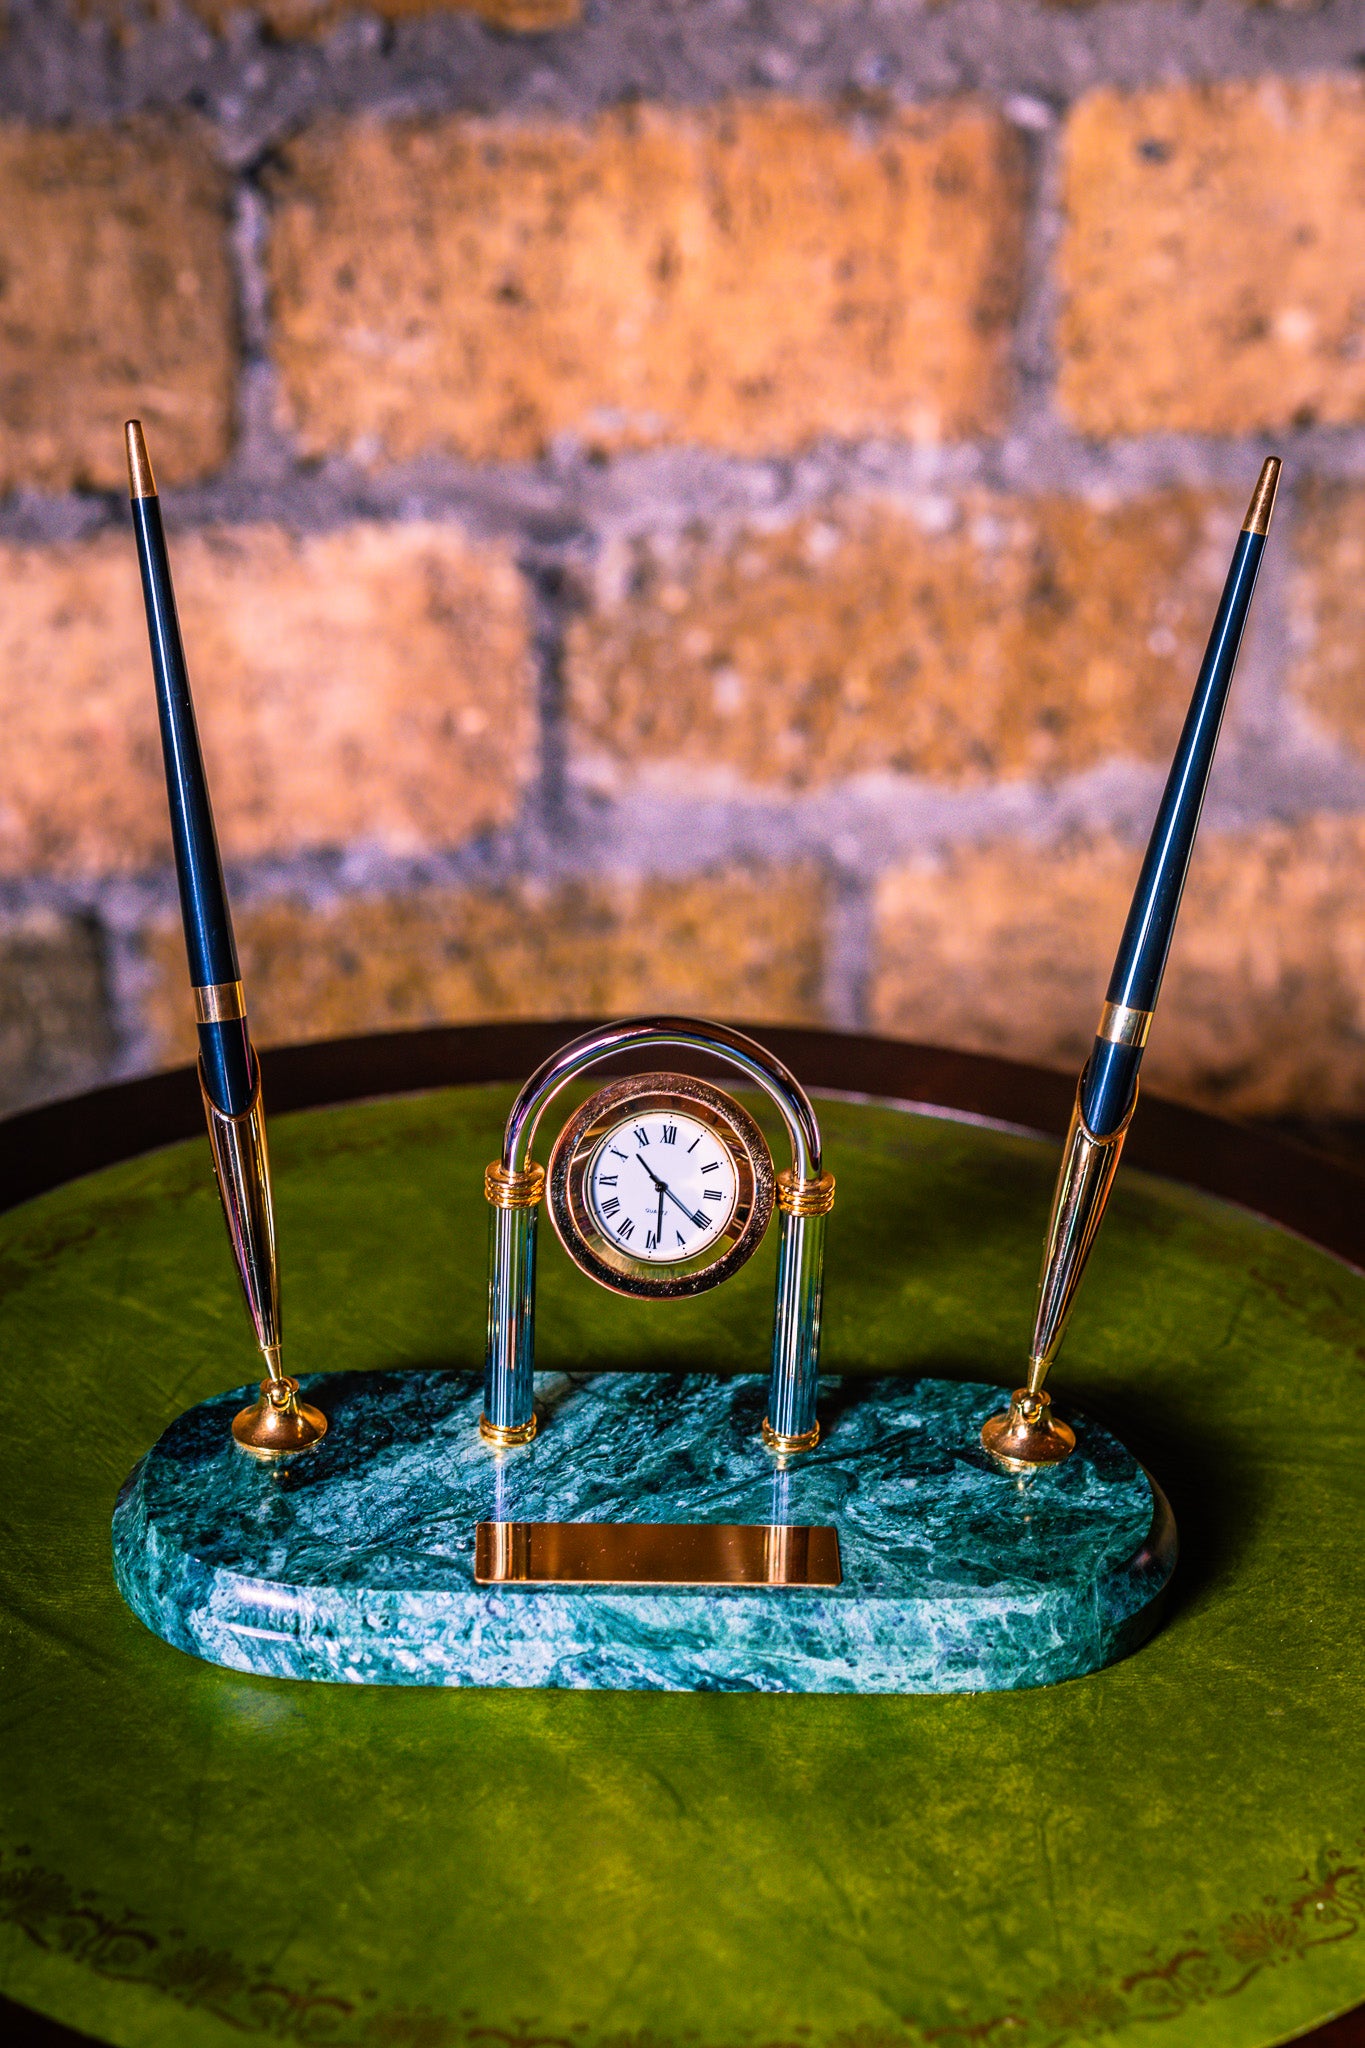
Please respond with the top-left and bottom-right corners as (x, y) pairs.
(587, 1110), (739, 1264)
(547, 1073), (775, 1299)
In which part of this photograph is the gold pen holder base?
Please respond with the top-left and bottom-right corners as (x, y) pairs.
(981, 1388), (1076, 1471)
(232, 1376), (328, 1457)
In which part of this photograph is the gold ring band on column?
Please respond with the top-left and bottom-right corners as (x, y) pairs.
(485, 1162), (546, 1209)
(478, 1414), (538, 1447)
(776, 1169), (836, 1217)
(762, 1419), (821, 1453)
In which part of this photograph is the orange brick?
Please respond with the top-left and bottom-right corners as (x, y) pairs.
(184, 0), (578, 27)
(871, 820), (1365, 1118)
(567, 491), (1234, 792)
(139, 867), (828, 1063)
(0, 121), (235, 492)
(266, 100), (1027, 463)
(1058, 80), (1365, 435)
(1288, 482), (1365, 757)
(0, 522), (534, 878)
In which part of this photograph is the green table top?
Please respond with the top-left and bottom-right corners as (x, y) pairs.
(1, 1081), (1362, 2048)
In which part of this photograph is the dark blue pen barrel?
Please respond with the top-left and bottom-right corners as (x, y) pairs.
(1080, 524), (1268, 1139)
(131, 495), (240, 992)
(130, 493), (250, 1117)
(198, 1020), (255, 1118)
(1080, 1038), (1141, 1137)
(1105, 527), (1265, 1017)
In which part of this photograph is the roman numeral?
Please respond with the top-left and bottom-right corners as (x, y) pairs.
(692, 1209), (708, 1228)
(662, 1123), (677, 1144)
(601, 1197), (620, 1217)
(704, 1189), (723, 1202)
(618, 1217), (635, 1240)
(598, 1174), (617, 1187)
(634, 1126), (649, 1146)
(700, 1161), (719, 1175)
(645, 1230), (658, 1249)
(610, 1147), (627, 1160)
(687, 1137), (700, 1153)
(675, 1230), (686, 1246)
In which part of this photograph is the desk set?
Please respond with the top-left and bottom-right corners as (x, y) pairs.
(112, 428), (1281, 1695)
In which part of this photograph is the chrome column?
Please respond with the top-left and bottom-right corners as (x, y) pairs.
(480, 1162), (544, 1445)
(763, 1170), (836, 1451)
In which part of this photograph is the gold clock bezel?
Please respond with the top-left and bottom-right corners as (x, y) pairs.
(546, 1072), (775, 1299)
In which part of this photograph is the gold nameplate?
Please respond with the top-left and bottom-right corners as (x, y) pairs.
(474, 1521), (842, 1588)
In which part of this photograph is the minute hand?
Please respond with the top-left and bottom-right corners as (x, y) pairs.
(662, 1182), (710, 1230)
(635, 1152), (710, 1231)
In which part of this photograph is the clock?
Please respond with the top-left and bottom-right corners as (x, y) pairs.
(547, 1072), (776, 1298)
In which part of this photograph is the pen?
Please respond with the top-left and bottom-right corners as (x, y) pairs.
(125, 420), (325, 1455)
(983, 457), (1282, 1469)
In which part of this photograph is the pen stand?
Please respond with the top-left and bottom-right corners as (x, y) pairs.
(113, 1017), (1177, 1694)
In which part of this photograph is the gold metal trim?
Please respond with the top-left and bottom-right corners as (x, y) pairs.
(200, 1057), (278, 1363)
(980, 1388), (1075, 1471)
(1027, 1073), (1136, 1398)
(485, 1161), (546, 1209)
(198, 1058), (326, 1456)
(762, 1418), (820, 1455)
(233, 1373), (328, 1457)
(546, 1073), (775, 1301)
(981, 1069), (1137, 1469)
(125, 419), (157, 500)
(1241, 456), (1281, 537)
(474, 1520), (841, 1587)
(776, 1169), (836, 1217)
(193, 979), (246, 1024)
(478, 1413), (538, 1447)
(1097, 1000), (1152, 1048)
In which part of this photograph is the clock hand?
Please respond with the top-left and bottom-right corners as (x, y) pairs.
(661, 1180), (709, 1231)
(635, 1152), (708, 1230)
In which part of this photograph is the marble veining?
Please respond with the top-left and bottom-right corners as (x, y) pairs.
(112, 1373), (1176, 1692)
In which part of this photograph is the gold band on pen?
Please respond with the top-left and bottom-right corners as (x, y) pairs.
(485, 1162), (546, 1210)
(193, 979), (247, 1024)
(776, 1169), (836, 1217)
(1097, 1001), (1152, 1049)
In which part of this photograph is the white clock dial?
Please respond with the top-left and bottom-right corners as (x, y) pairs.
(587, 1111), (739, 1264)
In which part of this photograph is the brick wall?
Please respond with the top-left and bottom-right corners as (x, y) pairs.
(4, 0), (1365, 1118)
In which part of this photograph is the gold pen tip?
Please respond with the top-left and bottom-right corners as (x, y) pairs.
(125, 420), (157, 500)
(1242, 456), (1281, 538)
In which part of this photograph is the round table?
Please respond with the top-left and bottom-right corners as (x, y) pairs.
(1, 1023), (1361, 2048)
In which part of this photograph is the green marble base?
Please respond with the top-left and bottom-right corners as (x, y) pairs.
(113, 1370), (1175, 1692)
